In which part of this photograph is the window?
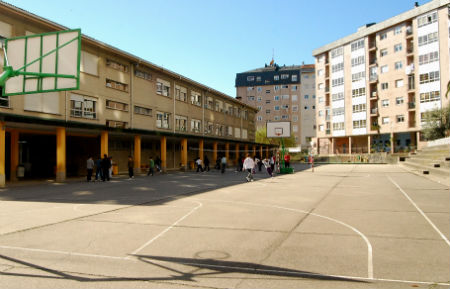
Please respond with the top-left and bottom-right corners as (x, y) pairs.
(394, 43), (402, 52)
(282, 95), (289, 100)
(381, 82), (389, 90)
(291, 85), (298, 91)
(156, 112), (171, 129)
(266, 109), (271, 114)
(256, 76), (261, 82)
(318, 83), (324, 90)
(420, 91), (440, 103)
(266, 89), (271, 93)
(247, 86), (254, 91)
(242, 129), (247, 139)
(352, 71), (365, 82)
(419, 51), (439, 65)
(274, 95), (280, 101)
(80, 51), (98, 76)
(291, 74), (298, 82)
(257, 86), (262, 92)
(70, 93), (96, 119)
(205, 122), (214, 134)
(353, 119), (367, 129)
(304, 95), (309, 99)
(281, 74), (289, 80)
(419, 71), (440, 84)
(317, 69), (324, 76)
(106, 59), (128, 72)
(247, 96), (255, 101)
(234, 127), (241, 138)
(395, 79), (404, 88)
(266, 100), (271, 104)
(274, 116), (280, 121)
(333, 107), (345, 116)
(318, 110), (324, 117)
(274, 106), (280, 111)
(106, 120), (127, 128)
(257, 116), (263, 121)
(331, 47), (343, 58)
(227, 126), (233, 136)
(281, 104), (289, 109)
(191, 92), (202, 106)
(380, 49), (388, 57)
(417, 11), (437, 27)
(396, 115), (405, 123)
(382, 99), (389, 107)
(274, 75), (279, 81)
(382, 117), (390, 124)
(281, 115), (289, 120)
(281, 85), (289, 89)
(394, 25), (402, 35)
(106, 79), (128, 92)
(319, 96), (324, 103)
(293, 115), (299, 121)
(274, 85), (280, 91)
(135, 69), (151, 81)
(396, 97), (404, 105)
(304, 106), (309, 110)
(351, 39), (365, 51)
(247, 76), (255, 81)
(134, 106), (152, 116)
(332, 62), (344, 73)
(215, 100), (223, 112)
(351, 56), (365, 67)
(333, 122), (345, 130)
(175, 115), (187, 132)
(381, 65), (389, 74)
(292, 95), (298, 101)
(351, 88), (365, 98)
(380, 32), (387, 40)
(293, 125), (298, 132)
(175, 85), (187, 102)
(352, 103), (366, 113)
(319, 125), (324, 132)
(106, 100), (128, 111)
(395, 61), (403, 70)
(418, 32), (438, 46)
(191, 119), (202, 133)
(156, 79), (170, 97)
(333, 92), (345, 100)
(332, 77), (344, 87)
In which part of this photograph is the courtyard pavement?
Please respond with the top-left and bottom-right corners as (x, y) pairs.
(0, 163), (448, 288)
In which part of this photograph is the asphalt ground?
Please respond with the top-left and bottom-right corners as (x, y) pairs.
(0, 163), (448, 289)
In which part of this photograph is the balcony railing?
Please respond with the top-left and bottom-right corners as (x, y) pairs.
(326, 129), (331, 135)
(371, 108), (378, 115)
(408, 121), (416, 128)
(408, 102), (416, 109)
(369, 75), (378, 82)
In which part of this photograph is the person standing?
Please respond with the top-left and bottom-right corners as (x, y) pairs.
(101, 154), (111, 181)
(128, 155), (134, 179)
(284, 153), (291, 168)
(221, 155), (227, 173)
(270, 155), (275, 173)
(262, 158), (273, 177)
(155, 156), (162, 172)
(204, 155), (210, 172)
(86, 156), (94, 182)
(243, 153), (255, 182)
(147, 156), (155, 176)
(95, 156), (103, 181)
(195, 157), (203, 172)
(109, 156), (113, 178)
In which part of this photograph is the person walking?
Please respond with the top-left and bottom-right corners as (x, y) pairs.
(86, 156), (94, 182)
(109, 156), (113, 178)
(221, 155), (227, 173)
(262, 158), (273, 177)
(284, 153), (291, 168)
(147, 156), (155, 176)
(270, 155), (275, 173)
(257, 155), (263, 172)
(128, 155), (134, 179)
(204, 155), (210, 172)
(243, 153), (255, 182)
(101, 154), (111, 181)
(195, 157), (203, 172)
(155, 156), (161, 172)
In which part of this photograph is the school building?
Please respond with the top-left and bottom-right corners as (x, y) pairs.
(0, 2), (271, 187)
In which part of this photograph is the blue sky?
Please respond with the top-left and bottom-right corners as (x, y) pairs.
(5, 0), (429, 96)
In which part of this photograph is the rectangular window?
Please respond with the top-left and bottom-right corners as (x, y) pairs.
(80, 51), (99, 76)
(191, 119), (202, 133)
(281, 74), (289, 80)
(274, 85), (280, 91)
(333, 107), (345, 116)
(417, 11), (437, 27)
(332, 77), (344, 87)
(135, 69), (151, 81)
(281, 85), (289, 89)
(70, 93), (97, 119)
(380, 32), (387, 40)
(191, 92), (202, 106)
(134, 105), (152, 116)
(292, 105), (298, 112)
(292, 95), (298, 101)
(331, 47), (343, 58)
(274, 106), (280, 111)
(396, 115), (405, 123)
(175, 85), (187, 102)
(418, 32), (438, 46)
(266, 99), (271, 104)
(352, 71), (365, 82)
(291, 85), (298, 91)
(293, 115), (299, 121)
(331, 62), (344, 73)
(381, 65), (389, 74)
(381, 83), (389, 90)
(380, 49), (388, 57)
(394, 43), (402, 52)
(106, 100), (128, 111)
(106, 79), (128, 92)
(256, 76), (261, 82)
(420, 91), (440, 103)
(281, 115), (289, 120)
(394, 25), (402, 35)
(257, 116), (263, 121)
(266, 89), (271, 93)
(352, 103), (366, 113)
(247, 76), (255, 81)
(351, 55), (365, 67)
(396, 97), (404, 105)
(395, 61), (403, 70)
(382, 117), (390, 124)
(106, 120), (127, 128)
(419, 71), (440, 84)
(382, 99), (389, 107)
(274, 95), (280, 101)
(282, 95), (289, 100)
(351, 88), (365, 98)
(291, 74), (298, 82)
(351, 39), (365, 51)
(106, 59), (128, 72)
(156, 112), (171, 129)
(353, 119), (367, 129)
(266, 109), (271, 114)
(175, 115), (187, 132)
(274, 75), (279, 81)
(395, 79), (404, 88)
(418, 51), (439, 65)
(333, 92), (345, 101)
(333, 122), (345, 130)
(206, 97), (213, 110)
(156, 79), (171, 97)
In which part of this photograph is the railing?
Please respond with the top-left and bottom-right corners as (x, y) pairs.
(325, 129), (331, 135)
(371, 108), (378, 114)
(408, 102), (416, 109)
(408, 121), (416, 128)
(369, 75), (378, 82)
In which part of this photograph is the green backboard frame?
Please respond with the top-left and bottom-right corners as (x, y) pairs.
(1, 29), (81, 96)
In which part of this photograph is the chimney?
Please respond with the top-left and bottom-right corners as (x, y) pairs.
(415, 2), (419, 7)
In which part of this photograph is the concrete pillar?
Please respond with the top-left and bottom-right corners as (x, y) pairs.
(134, 135), (141, 174)
(266, 146), (269, 158)
(10, 130), (19, 182)
(0, 122), (5, 187)
(199, 139), (204, 162)
(235, 143), (240, 164)
(56, 127), (66, 182)
(244, 144), (249, 156)
(331, 138), (335, 155)
(101, 131), (108, 157)
(259, 146), (263, 158)
(390, 133), (395, 153)
(349, 136), (352, 155)
(368, 135), (371, 154)
(225, 143), (230, 164)
(181, 138), (188, 171)
(252, 145), (256, 157)
(213, 141), (218, 163)
(160, 136), (167, 172)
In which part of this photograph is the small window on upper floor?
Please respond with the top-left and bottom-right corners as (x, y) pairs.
(380, 32), (387, 40)
(106, 59), (129, 72)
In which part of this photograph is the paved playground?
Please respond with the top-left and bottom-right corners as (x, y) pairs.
(0, 164), (448, 288)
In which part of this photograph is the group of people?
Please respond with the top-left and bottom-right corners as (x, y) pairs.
(241, 154), (276, 182)
(86, 154), (114, 182)
(195, 155), (228, 174)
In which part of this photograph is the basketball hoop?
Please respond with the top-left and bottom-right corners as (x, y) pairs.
(274, 128), (283, 137)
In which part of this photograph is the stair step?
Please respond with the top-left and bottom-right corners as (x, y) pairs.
(401, 162), (449, 177)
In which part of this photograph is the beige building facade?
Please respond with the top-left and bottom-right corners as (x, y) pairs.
(0, 2), (266, 186)
(236, 64), (316, 149)
(313, 0), (450, 155)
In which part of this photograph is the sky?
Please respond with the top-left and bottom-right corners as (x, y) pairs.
(4, 0), (431, 97)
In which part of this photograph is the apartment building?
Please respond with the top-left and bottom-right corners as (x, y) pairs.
(236, 63), (316, 149)
(0, 2), (267, 186)
(313, 0), (449, 155)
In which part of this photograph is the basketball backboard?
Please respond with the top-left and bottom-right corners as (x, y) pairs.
(1, 29), (81, 96)
(266, 121), (291, 138)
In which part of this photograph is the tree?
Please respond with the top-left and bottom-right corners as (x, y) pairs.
(255, 127), (297, 147)
(422, 105), (450, 140)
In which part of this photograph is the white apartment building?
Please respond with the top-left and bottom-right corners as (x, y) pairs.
(313, 0), (449, 154)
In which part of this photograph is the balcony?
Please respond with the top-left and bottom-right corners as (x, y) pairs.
(326, 129), (331, 135)
(408, 120), (416, 128)
(369, 58), (377, 66)
(371, 108), (378, 115)
(371, 124), (380, 131)
(406, 26), (413, 38)
(408, 102), (416, 109)
(369, 42), (376, 50)
(369, 75), (378, 83)
(370, 91), (378, 99)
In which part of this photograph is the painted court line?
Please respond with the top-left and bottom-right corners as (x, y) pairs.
(126, 200), (203, 259)
(192, 197), (374, 279)
(388, 176), (450, 247)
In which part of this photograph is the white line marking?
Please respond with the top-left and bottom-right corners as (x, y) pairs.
(192, 198), (374, 279)
(0, 245), (127, 261)
(388, 176), (450, 247)
(127, 200), (202, 258)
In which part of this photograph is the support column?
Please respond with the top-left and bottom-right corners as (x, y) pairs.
(199, 139), (204, 161)
(331, 138), (335, 155)
(56, 127), (66, 182)
(134, 135), (141, 174)
(259, 146), (263, 158)
(390, 132), (394, 154)
(235, 143), (239, 164)
(368, 135), (371, 154)
(244, 144), (249, 155)
(212, 141), (218, 163)
(160, 136), (167, 172)
(349, 136), (352, 155)
(252, 145), (256, 157)
(225, 143), (230, 164)
(265, 146), (269, 158)
(0, 122), (5, 187)
(10, 130), (19, 182)
(181, 138), (188, 171)
(101, 131), (108, 157)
